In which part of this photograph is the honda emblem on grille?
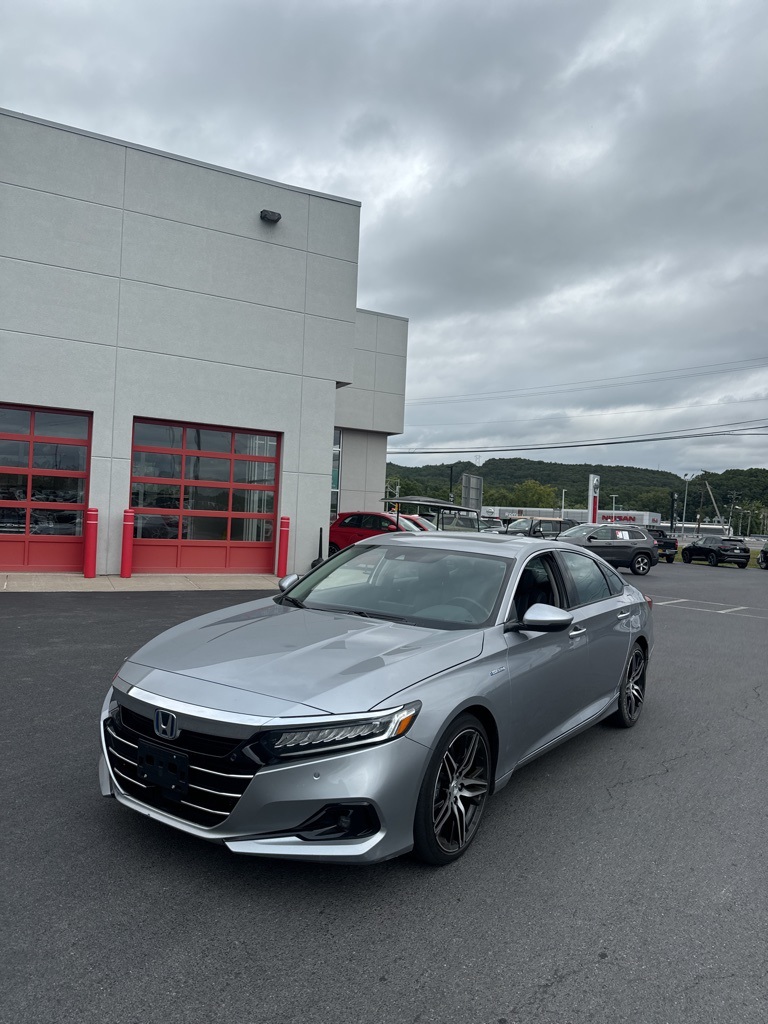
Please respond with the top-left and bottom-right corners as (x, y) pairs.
(154, 709), (179, 740)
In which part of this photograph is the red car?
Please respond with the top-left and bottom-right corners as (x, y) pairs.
(328, 511), (421, 554)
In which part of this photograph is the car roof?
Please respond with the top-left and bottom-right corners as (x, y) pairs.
(509, 515), (572, 522)
(361, 532), (566, 558)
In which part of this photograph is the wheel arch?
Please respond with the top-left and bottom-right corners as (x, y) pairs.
(457, 703), (500, 794)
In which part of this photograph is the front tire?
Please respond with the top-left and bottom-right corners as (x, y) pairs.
(413, 715), (491, 866)
(681, 550), (691, 563)
(630, 552), (652, 575)
(612, 643), (647, 728)
(707, 552), (718, 566)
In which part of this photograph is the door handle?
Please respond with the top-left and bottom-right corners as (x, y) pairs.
(617, 610), (631, 619)
(569, 625), (587, 637)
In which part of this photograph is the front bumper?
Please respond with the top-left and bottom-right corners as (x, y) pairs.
(99, 690), (429, 864)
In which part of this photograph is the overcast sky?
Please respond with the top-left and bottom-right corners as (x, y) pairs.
(2, 0), (766, 477)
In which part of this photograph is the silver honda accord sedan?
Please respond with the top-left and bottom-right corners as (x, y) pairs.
(99, 533), (653, 866)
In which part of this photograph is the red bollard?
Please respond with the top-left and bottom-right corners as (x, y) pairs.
(83, 507), (99, 578)
(276, 516), (290, 577)
(120, 509), (135, 578)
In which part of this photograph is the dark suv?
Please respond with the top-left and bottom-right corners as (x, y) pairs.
(758, 542), (768, 570)
(681, 536), (750, 568)
(502, 516), (578, 538)
(557, 523), (659, 575)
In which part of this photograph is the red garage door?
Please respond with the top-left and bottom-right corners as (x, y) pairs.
(0, 404), (91, 572)
(131, 419), (279, 573)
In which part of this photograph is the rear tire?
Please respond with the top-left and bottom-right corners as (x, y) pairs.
(630, 552), (651, 575)
(665, 555), (675, 564)
(707, 552), (718, 567)
(612, 643), (647, 728)
(738, 561), (748, 569)
(328, 542), (340, 556)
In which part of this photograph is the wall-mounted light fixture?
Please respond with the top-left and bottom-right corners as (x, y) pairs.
(260, 209), (282, 223)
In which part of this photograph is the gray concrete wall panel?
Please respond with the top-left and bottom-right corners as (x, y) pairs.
(375, 313), (409, 356)
(354, 309), (378, 351)
(305, 253), (358, 321)
(308, 195), (360, 262)
(334, 386), (375, 430)
(0, 333), (116, 457)
(0, 259), (119, 345)
(373, 391), (406, 434)
(0, 112), (125, 207)
(302, 315), (355, 384)
(297, 377), (336, 477)
(351, 348), (376, 391)
(117, 281), (305, 373)
(0, 183), (123, 276)
(120, 212), (308, 311)
(374, 352), (407, 395)
(124, 149), (312, 252)
(110, 348), (304, 461)
(89, 455), (115, 575)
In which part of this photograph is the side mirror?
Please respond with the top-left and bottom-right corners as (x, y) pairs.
(387, 523), (399, 531)
(505, 605), (574, 633)
(278, 573), (300, 592)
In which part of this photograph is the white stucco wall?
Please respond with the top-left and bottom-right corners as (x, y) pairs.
(0, 109), (408, 574)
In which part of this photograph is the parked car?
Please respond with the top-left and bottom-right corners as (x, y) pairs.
(557, 523), (659, 575)
(328, 511), (421, 554)
(757, 542), (768, 570)
(502, 516), (578, 538)
(99, 533), (653, 866)
(681, 536), (750, 568)
(643, 526), (678, 564)
(401, 514), (438, 531)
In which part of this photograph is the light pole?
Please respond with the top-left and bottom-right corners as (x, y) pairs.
(680, 473), (692, 538)
(610, 494), (618, 516)
(561, 489), (567, 516)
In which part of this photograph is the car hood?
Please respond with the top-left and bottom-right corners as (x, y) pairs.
(122, 599), (484, 717)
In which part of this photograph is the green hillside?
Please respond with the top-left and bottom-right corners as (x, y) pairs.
(386, 459), (768, 527)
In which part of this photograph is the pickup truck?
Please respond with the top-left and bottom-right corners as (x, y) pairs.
(644, 527), (678, 563)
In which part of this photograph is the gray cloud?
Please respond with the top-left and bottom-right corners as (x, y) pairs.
(1, 0), (766, 475)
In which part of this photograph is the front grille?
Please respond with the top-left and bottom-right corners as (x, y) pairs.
(104, 706), (259, 828)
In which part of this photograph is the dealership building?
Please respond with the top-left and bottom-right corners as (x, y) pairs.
(0, 108), (408, 575)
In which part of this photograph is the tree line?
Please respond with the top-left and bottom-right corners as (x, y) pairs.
(386, 459), (768, 526)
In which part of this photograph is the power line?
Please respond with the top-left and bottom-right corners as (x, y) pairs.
(405, 394), (768, 429)
(387, 419), (768, 455)
(406, 357), (768, 406)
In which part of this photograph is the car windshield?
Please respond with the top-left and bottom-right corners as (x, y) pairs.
(284, 543), (513, 629)
(505, 518), (533, 532)
(559, 525), (594, 538)
(397, 516), (422, 532)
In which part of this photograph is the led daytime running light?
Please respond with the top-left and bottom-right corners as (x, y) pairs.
(267, 703), (420, 757)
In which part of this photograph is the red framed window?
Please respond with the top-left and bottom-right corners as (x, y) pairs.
(130, 419), (280, 573)
(0, 403), (91, 571)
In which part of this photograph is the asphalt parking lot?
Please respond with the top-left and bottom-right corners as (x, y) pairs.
(2, 563), (766, 1024)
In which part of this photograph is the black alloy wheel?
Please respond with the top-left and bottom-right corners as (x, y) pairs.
(612, 642), (647, 728)
(708, 552), (719, 566)
(630, 552), (652, 575)
(413, 715), (491, 866)
(681, 550), (692, 563)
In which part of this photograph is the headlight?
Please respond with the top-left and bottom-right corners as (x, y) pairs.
(257, 702), (421, 761)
